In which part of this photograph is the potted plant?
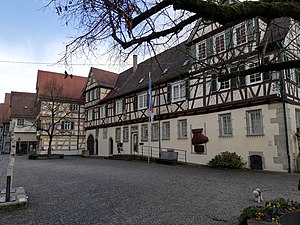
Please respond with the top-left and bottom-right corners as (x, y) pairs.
(238, 198), (300, 225)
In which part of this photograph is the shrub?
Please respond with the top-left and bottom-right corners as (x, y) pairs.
(238, 198), (300, 225)
(208, 151), (245, 169)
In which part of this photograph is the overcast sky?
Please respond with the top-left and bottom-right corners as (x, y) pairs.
(0, 0), (131, 102)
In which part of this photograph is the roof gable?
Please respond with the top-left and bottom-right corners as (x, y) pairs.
(10, 92), (36, 118)
(2, 93), (11, 123)
(36, 70), (87, 102)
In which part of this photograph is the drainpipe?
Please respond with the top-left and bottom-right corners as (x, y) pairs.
(279, 54), (291, 173)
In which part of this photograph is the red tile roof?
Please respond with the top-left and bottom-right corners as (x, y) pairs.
(89, 67), (118, 89)
(0, 103), (4, 123)
(10, 92), (37, 119)
(36, 70), (87, 103)
(2, 93), (11, 123)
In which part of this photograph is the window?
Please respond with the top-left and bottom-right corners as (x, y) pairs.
(138, 93), (147, 109)
(198, 41), (206, 60)
(141, 124), (148, 141)
(103, 128), (108, 139)
(246, 109), (263, 135)
(151, 123), (159, 141)
(219, 113), (233, 137)
(286, 68), (300, 84)
(235, 23), (247, 45)
(215, 33), (225, 53)
(123, 126), (129, 142)
(172, 81), (186, 102)
(70, 104), (79, 111)
(61, 121), (74, 130)
(5, 124), (9, 132)
(95, 88), (100, 99)
(178, 119), (188, 139)
(162, 122), (170, 140)
(17, 118), (24, 126)
(115, 100), (123, 115)
(93, 107), (99, 120)
(116, 128), (121, 143)
(219, 79), (230, 90)
(100, 105), (106, 118)
(248, 62), (262, 84)
(296, 109), (300, 129)
(87, 109), (93, 121)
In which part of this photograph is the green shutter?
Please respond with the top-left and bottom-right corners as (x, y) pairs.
(246, 19), (254, 42)
(206, 37), (213, 57)
(167, 84), (172, 104)
(211, 75), (218, 93)
(231, 77), (237, 88)
(225, 28), (233, 49)
(185, 80), (190, 99)
(190, 44), (196, 63)
(71, 122), (74, 130)
(239, 65), (246, 87)
(133, 96), (138, 110)
(263, 57), (271, 81)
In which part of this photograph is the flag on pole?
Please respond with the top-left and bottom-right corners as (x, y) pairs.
(148, 72), (154, 123)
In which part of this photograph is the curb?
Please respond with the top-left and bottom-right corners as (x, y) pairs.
(0, 187), (28, 212)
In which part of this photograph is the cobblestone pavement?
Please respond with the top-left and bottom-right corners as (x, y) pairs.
(0, 156), (300, 225)
(0, 154), (10, 189)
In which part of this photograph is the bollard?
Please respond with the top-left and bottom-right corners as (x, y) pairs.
(5, 175), (11, 202)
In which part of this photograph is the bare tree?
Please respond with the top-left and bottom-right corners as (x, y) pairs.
(36, 78), (74, 155)
(47, 0), (300, 75)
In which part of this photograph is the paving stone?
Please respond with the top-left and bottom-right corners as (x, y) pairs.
(0, 156), (299, 225)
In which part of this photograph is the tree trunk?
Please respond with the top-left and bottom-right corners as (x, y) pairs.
(48, 135), (53, 156)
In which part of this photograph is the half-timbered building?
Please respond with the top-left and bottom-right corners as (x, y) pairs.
(36, 70), (86, 155)
(84, 17), (300, 172)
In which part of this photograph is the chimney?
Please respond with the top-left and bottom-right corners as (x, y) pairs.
(133, 54), (138, 73)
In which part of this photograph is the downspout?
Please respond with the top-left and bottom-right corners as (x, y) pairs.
(279, 51), (291, 173)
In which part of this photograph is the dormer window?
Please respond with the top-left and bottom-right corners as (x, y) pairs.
(162, 67), (169, 75)
(138, 77), (145, 84)
(182, 59), (190, 67)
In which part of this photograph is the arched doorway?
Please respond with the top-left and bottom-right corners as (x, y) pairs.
(95, 139), (99, 155)
(87, 134), (94, 155)
(250, 155), (263, 170)
(109, 138), (113, 155)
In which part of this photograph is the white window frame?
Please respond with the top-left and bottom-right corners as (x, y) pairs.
(172, 81), (186, 103)
(17, 118), (25, 126)
(247, 62), (262, 85)
(218, 79), (230, 90)
(100, 105), (106, 118)
(138, 93), (148, 110)
(198, 41), (206, 60)
(296, 109), (300, 129)
(151, 123), (159, 141)
(141, 124), (148, 141)
(123, 126), (129, 142)
(61, 121), (73, 130)
(70, 104), (79, 111)
(162, 121), (170, 140)
(178, 119), (188, 139)
(115, 100), (123, 115)
(116, 127), (121, 143)
(219, 113), (233, 137)
(88, 109), (93, 121)
(93, 107), (99, 120)
(246, 109), (263, 136)
(214, 33), (225, 53)
(235, 23), (247, 46)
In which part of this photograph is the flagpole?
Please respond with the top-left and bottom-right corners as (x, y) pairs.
(148, 72), (151, 163)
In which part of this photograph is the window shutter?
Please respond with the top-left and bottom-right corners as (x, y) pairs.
(185, 79), (190, 99)
(61, 122), (64, 130)
(246, 19), (254, 42)
(231, 77), (237, 88)
(123, 99), (126, 114)
(206, 37), (213, 57)
(239, 76), (246, 87)
(167, 84), (172, 104)
(211, 75), (218, 93)
(190, 44), (196, 63)
(263, 57), (270, 81)
(133, 96), (138, 110)
(225, 28), (233, 49)
(71, 122), (74, 130)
